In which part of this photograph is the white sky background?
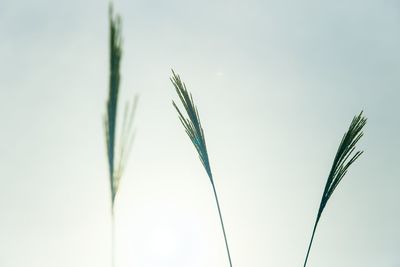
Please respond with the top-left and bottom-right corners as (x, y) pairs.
(0, 0), (399, 266)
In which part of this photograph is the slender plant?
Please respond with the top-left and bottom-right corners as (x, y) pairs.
(104, 4), (138, 267)
(170, 70), (233, 267)
(303, 111), (367, 267)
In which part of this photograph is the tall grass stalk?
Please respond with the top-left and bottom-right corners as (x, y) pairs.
(170, 70), (233, 267)
(303, 111), (367, 267)
(104, 5), (138, 267)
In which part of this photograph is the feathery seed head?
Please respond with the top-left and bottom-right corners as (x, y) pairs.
(170, 70), (213, 182)
(318, 111), (367, 219)
(104, 6), (138, 207)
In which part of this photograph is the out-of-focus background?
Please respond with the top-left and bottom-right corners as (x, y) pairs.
(0, 0), (399, 266)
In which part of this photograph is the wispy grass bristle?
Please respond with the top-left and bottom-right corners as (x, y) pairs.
(115, 96), (139, 187)
(303, 111), (367, 267)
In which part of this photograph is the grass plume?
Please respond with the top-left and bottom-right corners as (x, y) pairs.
(171, 70), (233, 267)
(303, 111), (367, 267)
(104, 4), (138, 266)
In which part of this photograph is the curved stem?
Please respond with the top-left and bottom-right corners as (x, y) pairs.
(211, 183), (233, 267)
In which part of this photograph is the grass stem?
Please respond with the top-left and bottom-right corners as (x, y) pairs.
(212, 182), (233, 267)
(303, 216), (319, 267)
(111, 209), (116, 267)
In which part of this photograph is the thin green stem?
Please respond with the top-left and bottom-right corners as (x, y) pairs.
(303, 216), (319, 267)
(211, 182), (233, 267)
(111, 208), (115, 267)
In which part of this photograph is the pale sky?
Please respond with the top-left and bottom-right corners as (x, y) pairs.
(0, 0), (399, 267)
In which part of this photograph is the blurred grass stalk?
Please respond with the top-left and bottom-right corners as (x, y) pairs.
(171, 70), (233, 267)
(303, 111), (367, 267)
(104, 4), (138, 267)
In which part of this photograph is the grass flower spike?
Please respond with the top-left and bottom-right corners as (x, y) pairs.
(303, 111), (367, 267)
(104, 4), (138, 266)
(171, 70), (233, 267)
